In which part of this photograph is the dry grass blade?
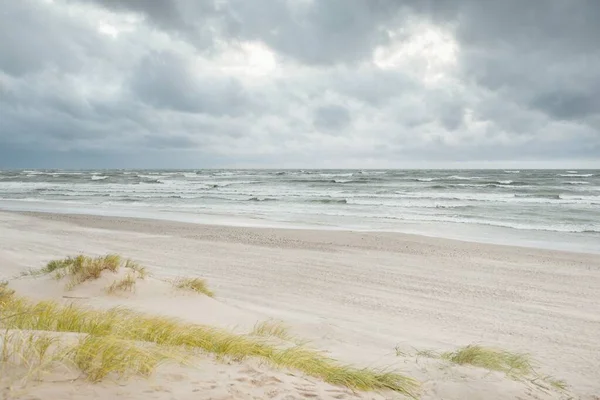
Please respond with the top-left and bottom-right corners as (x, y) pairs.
(106, 273), (137, 294)
(251, 320), (291, 340)
(124, 260), (148, 279)
(173, 277), (214, 297)
(66, 335), (177, 382)
(442, 345), (532, 377)
(37, 255), (123, 290)
(0, 281), (15, 303)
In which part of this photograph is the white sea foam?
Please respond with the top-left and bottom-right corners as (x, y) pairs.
(1, 169), (599, 237)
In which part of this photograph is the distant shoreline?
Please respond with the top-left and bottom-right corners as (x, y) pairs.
(4, 209), (599, 257)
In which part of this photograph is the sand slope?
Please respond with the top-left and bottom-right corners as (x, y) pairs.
(2, 211), (599, 399)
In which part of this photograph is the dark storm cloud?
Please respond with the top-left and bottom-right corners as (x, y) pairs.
(411, 1), (600, 123)
(1, 0), (599, 168)
(84, 0), (404, 65)
(130, 51), (252, 116)
(79, 0), (186, 29)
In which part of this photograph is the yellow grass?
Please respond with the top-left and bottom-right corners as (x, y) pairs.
(124, 260), (148, 279)
(0, 293), (418, 395)
(27, 255), (149, 291)
(173, 277), (214, 297)
(40, 255), (122, 290)
(106, 273), (137, 294)
(67, 335), (181, 382)
(442, 345), (533, 377)
(0, 330), (184, 383)
(251, 320), (291, 341)
(0, 280), (15, 303)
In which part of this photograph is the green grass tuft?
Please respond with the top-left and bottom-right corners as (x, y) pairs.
(67, 335), (178, 382)
(442, 345), (532, 377)
(173, 277), (214, 297)
(38, 255), (122, 290)
(547, 378), (568, 390)
(106, 273), (137, 294)
(124, 260), (148, 279)
(0, 281), (15, 303)
(251, 320), (291, 341)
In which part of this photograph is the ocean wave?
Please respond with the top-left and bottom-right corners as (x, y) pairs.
(564, 181), (589, 185)
(514, 193), (561, 200)
(504, 170), (521, 174)
(309, 198), (348, 204)
(448, 175), (483, 180)
(248, 197), (277, 202)
(377, 214), (597, 234)
(412, 178), (438, 182)
(558, 174), (593, 177)
(91, 175), (108, 181)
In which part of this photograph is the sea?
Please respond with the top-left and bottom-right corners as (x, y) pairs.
(0, 169), (599, 253)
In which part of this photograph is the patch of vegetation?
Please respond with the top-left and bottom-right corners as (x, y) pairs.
(106, 273), (137, 294)
(38, 255), (122, 290)
(415, 349), (439, 359)
(26, 255), (149, 290)
(0, 293), (418, 395)
(0, 281), (15, 303)
(441, 345), (532, 377)
(0, 331), (58, 373)
(67, 335), (181, 382)
(547, 378), (568, 390)
(124, 260), (148, 279)
(173, 277), (214, 297)
(251, 320), (291, 341)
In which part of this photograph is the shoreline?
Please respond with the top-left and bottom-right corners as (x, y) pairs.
(9, 209), (600, 258)
(1, 203), (599, 255)
(1, 210), (600, 398)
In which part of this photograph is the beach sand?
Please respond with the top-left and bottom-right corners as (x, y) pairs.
(1, 211), (599, 399)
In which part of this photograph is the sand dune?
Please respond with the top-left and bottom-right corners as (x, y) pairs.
(1, 211), (599, 399)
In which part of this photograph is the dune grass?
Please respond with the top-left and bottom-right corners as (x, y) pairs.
(106, 273), (137, 294)
(124, 260), (148, 279)
(24, 255), (149, 291)
(251, 320), (291, 341)
(0, 281), (15, 303)
(441, 345), (533, 377)
(173, 277), (214, 297)
(0, 330), (185, 383)
(0, 293), (418, 395)
(40, 255), (122, 290)
(67, 335), (182, 382)
(0, 330), (59, 375)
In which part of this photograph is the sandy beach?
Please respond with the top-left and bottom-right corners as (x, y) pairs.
(1, 210), (599, 400)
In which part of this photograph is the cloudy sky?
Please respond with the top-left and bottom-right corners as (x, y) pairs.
(1, 0), (599, 169)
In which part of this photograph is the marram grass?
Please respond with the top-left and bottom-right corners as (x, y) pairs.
(173, 277), (214, 297)
(32, 255), (149, 290)
(251, 320), (291, 341)
(0, 330), (185, 383)
(0, 293), (418, 396)
(42, 254), (122, 289)
(441, 345), (532, 377)
(67, 335), (183, 382)
(106, 273), (137, 294)
(124, 260), (148, 279)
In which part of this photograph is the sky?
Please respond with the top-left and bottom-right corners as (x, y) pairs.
(1, 0), (599, 169)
